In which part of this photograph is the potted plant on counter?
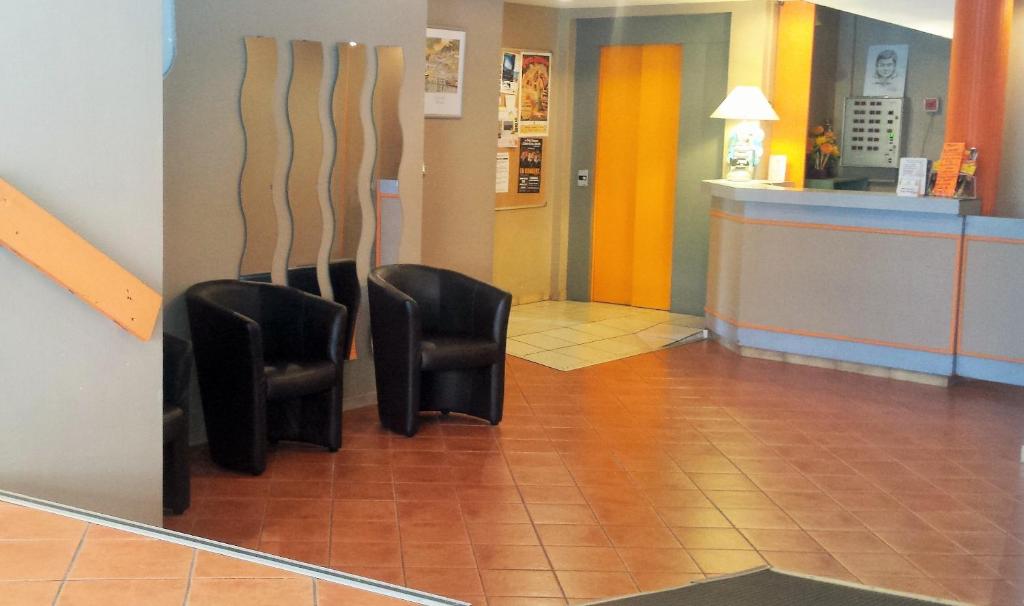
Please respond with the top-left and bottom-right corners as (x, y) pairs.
(807, 122), (840, 179)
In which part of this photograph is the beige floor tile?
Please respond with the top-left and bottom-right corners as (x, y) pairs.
(506, 339), (544, 357)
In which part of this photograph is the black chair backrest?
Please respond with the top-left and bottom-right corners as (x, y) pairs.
(242, 260), (360, 357)
(372, 264), (484, 337)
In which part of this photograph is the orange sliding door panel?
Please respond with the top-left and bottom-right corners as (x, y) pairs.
(631, 45), (682, 310)
(592, 44), (681, 310)
(0, 179), (162, 341)
(771, 0), (816, 188)
(592, 45), (642, 307)
(946, 0), (1012, 216)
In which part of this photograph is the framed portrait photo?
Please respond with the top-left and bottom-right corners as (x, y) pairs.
(425, 28), (466, 118)
(863, 44), (908, 97)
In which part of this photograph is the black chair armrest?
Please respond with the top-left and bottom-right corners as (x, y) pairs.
(471, 280), (512, 344)
(163, 333), (193, 412)
(296, 291), (347, 364)
(186, 287), (267, 471)
(443, 271), (512, 343)
(368, 273), (422, 357)
(185, 290), (264, 397)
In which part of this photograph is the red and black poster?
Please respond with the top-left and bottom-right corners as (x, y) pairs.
(517, 138), (542, 194)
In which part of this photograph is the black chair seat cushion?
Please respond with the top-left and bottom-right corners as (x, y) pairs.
(163, 406), (186, 445)
(264, 360), (338, 400)
(420, 335), (502, 371)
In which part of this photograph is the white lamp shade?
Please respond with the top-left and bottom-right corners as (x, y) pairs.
(711, 86), (779, 121)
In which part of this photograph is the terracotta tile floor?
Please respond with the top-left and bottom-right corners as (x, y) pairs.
(0, 499), (416, 605)
(173, 342), (1024, 605)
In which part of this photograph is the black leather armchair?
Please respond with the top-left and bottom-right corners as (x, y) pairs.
(163, 333), (193, 514)
(186, 280), (347, 475)
(368, 265), (512, 437)
(243, 260), (360, 358)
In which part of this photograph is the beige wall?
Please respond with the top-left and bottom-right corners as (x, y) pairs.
(423, 0), (505, 281)
(0, 2), (163, 524)
(165, 0), (428, 435)
(493, 4), (562, 303)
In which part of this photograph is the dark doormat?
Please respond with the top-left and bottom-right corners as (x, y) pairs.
(585, 568), (963, 606)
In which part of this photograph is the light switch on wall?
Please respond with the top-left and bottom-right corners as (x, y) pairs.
(577, 169), (589, 187)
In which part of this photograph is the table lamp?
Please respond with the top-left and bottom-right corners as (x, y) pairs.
(711, 86), (779, 181)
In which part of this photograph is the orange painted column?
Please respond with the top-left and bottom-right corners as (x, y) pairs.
(945, 0), (1013, 216)
(770, 0), (816, 188)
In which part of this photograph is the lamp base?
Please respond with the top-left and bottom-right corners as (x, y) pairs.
(726, 166), (754, 181)
(725, 121), (765, 182)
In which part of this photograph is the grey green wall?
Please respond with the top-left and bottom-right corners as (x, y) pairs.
(165, 0), (428, 442)
(423, 0), (505, 282)
(998, 0), (1024, 218)
(829, 12), (951, 183)
(566, 13), (730, 315)
(808, 7), (840, 130)
(0, 2), (163, 524)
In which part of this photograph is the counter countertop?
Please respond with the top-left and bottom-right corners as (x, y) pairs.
(704, 179), (981, 216)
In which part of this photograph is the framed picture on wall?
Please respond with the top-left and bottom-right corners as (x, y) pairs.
(863, 44), (908, 97)
(425, 28), (466, 118)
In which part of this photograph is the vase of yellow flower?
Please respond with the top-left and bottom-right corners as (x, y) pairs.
(807, 122), (840, 179)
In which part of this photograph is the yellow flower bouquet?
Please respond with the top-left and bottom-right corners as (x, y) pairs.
(807, 123), (840, 177)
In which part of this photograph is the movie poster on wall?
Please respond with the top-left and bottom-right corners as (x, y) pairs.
(518, 52), (551, 137)
(517, 138), (543, 193)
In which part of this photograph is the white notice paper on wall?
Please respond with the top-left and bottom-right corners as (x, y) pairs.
(897, 157), (929, 197)
(767, 155), (787, 183)
(496, 152), (510, 193)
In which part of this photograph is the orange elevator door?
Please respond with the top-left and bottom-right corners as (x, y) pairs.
(591, 44), (682, 310)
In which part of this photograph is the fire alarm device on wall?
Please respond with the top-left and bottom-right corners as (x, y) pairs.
(923, 97), (940, 113)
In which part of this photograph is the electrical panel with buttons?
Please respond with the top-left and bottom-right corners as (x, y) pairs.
(841, 97), (904, 168)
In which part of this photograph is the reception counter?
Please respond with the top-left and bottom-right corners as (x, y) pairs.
(704, 180), (1024, 386)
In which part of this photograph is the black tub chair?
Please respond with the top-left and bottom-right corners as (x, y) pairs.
(163, 333), (193, 514)
(243, 260), (360, 358)
(368, 264), (512, 437)
(186, 280), (347, 475)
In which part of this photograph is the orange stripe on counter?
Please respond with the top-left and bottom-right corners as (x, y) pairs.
(957, 349), (1024, 365)
(705, 306), (955, 355)
(965, 234), (1024, 245)
(709, 209), (961, 240)
(949, 236), (965, 354)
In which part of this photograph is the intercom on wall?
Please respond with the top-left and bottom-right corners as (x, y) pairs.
(841, 97), (905, 168)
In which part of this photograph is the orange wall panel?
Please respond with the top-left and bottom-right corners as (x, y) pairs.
(771, 1), (816, 187)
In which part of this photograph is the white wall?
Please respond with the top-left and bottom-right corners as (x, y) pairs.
(0, 2), (164, 524)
